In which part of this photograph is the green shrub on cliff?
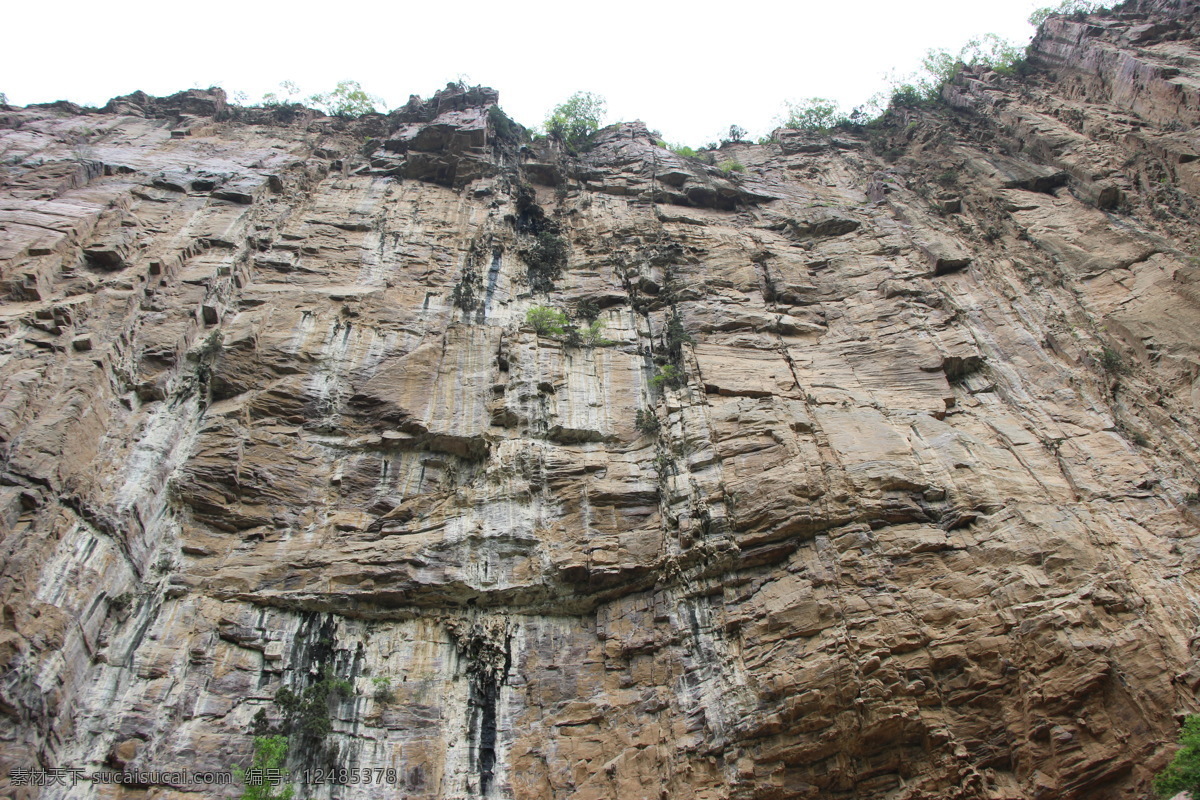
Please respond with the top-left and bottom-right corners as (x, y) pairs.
(273, 677), (354, 741)
(544, 91), (606, 151)
(651, 364), (684, 389)
(521, 230), (569, 293)
(488, 105), (522, 140)
(1154, 715), (1200, 798)
(234, 735), (293, 800)
(781, 98), (847, 131)
(526, 306), (569, 336)
(635, 407), (660, 434)
(372, 676), (395, 704)
(261, 81), (301, 107)
(561, 320), (610, 348)
(307, 80), (381, 117)
(1029, 0), (1113, 26)
(887, 34), (1026, 107)
(1100, 346), (1128, 374)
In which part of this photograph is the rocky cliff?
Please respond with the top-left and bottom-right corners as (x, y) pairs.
(2, 1), (1200, 798)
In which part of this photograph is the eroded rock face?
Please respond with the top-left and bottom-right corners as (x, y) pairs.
(3, 4), (1200, 797)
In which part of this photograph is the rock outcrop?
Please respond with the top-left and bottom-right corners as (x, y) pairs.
(2, 2), (1200, 798)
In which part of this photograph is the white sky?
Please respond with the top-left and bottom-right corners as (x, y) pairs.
(3, 0), (1049, 145)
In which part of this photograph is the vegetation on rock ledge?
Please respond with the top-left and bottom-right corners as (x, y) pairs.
(233, 735), (293, 800)
(544, 91), (607, 151)
(306, 80), (382, 118)
(526, 306), (569, 337)
(1154, 714), (1200, 798)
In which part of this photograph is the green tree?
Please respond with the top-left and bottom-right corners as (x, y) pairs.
(1029, 0), (1111, 26)
(526, 306), (569, 336)
(521, 231), (569, 293)
(954, 34), (1025, 76)
(233, 735), (293, 800)
(544, 92), (607, 150)
(262, 80), (301, 107)
(781, 98), (847, 132)
(372, 676), (394, 704)
(635, 408), (660, 434)
(555, 316), (610, 348)
(1100, 346), (1128, 374)
(1154, 715), (1200, 798)
(651, 364), (685, 389)
(887, 34), (1025, 106)
(273, 677), (354, 743)
(579, 320), (611, 347)
(664, 308), (694, 366)
(307, 80), (381, 117)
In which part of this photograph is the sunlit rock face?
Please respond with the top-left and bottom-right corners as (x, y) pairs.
(3, 2), (1200, 797)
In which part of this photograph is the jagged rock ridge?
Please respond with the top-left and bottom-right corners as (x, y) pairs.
(2, 1), (1200, 798)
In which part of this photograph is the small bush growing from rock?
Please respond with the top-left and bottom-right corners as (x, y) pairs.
(575, 297), (601, 323)
(557, 319), (611, 349)
(544, 91), (606, 151)
(580, 320), (611, 347)
(488, 105), (522, 141)
(1029, 0), (1112, 26)
(254, 674), (355, 777)
(451, 265), (483, 312)
(520, 230), (569, 292)
(233, 735), (293, 800)
(664, 309), (694, 365)
(718, 160), (745, 175)
(635, 408), (660, 434)
(889, 35), (1026, 108)
(372, 676), (394, 704)
(262, 81), (301, 107)
(781, 98), (846, 131)
(651, 364), (685, 389)
(1100, 346), (1128, 374)
(307, 80), (381, 118)
(526, 306), (569, 336)
(1154, 714), (1200, 797)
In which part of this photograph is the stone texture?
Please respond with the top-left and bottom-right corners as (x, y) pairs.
(2, 4), (1200, 798)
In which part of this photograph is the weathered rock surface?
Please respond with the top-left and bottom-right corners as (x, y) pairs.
(3, 3), (1200, 798)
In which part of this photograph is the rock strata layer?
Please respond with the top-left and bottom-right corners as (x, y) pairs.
(3, 2), (1200, 798)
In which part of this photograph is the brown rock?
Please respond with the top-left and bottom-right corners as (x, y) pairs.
(2, 7), (1200, 798)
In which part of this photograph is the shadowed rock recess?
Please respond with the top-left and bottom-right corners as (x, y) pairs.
(4, 3), (1200, 799)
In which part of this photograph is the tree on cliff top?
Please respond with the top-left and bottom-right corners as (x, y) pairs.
(544, 91), (606, 151)
(780, 98), (846, 132)
(1154, 714), (1200, 798)
(307, 80), (382, 118)
(1029, 0), (1115, 26)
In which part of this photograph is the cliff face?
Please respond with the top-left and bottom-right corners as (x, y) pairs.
(2, 2), (1200, 798)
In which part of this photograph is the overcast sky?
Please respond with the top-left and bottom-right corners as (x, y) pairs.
(4, 0), (1051, 145)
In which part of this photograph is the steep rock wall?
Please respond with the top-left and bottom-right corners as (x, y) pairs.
(2, 2), (1200, 798)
